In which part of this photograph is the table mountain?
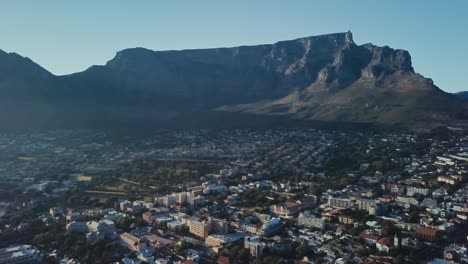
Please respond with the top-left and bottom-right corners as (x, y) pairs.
(0, 31), (466, 130)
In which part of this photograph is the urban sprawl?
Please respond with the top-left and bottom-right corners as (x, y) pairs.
(0, 129), (467, 264)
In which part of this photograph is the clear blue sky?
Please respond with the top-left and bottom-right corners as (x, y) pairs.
(0, 0), (467, 92)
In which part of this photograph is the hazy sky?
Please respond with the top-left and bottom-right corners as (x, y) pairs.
(0, 1), (467, 92)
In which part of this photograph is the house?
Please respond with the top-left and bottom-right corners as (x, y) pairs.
(376, 237), (393, 252)
(359, 231), (380, 245)
(49, 207), (64, 217)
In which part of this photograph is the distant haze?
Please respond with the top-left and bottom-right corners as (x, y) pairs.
(0, 1), (467, 92)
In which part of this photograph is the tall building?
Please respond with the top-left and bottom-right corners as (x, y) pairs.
(163, 195), (177, 207)
(209, 218), (229, 234)
(356, 198), (376, 211)
(369, 203), (387, 216)
(190, 195), (205, 208)
(328, 197), (353, 208)
(188, 220), (211, 239)
(244, 236), (264, 257)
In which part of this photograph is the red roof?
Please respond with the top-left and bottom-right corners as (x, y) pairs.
(217, 256), (230, 264)
(377, 237), (393, 246)
(416, 226), (437, 236)
(359, 231), (380, 241)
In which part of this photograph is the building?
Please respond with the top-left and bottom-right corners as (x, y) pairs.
(356, 198), (376, 211)
(205, 233), (246, 247)
(120, 233), (147, 251)
(407, 187), (430, 196)
(86, 220), (116, 240)
(0, 245), (42, 264)
(390, 184), (406, 194)
(190, 195), (205, 208)
(167, 220), (185, 231)
(297, 212), (325, 229)
(359, 231), (380, 245)
(437, 176), (457, 185)
(66, 221), (88, 233)
(65, 212), (82, 222)
(217, 256), (231, 264)
(244, 236), (264, 257)
(49, 207), (64, 217)
(396, 196), (419, 207)
(175, 192), (190, 204)
(376, 237), (393, 252)
(87, 220), (115, 234)
(188, 220), (211, 239)
(210, 218), (228, 234)
(360, 189), (377, 198)
(415, 226), (438, 242)
(119, 200), (132, 211)
(338, 214), (354, 225)
(257, 218), (282, 236)
(328, 197), (352, 209)
(143, 234), (175, 249)
(369, 202), (387, 216)
(270, 199), (314, 217)
(203, 185), (228, 194)
(163, 195), (177, 207)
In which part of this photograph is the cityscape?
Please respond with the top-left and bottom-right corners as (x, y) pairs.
(0, 128), (466, 263)
(1, 2), (468, 264)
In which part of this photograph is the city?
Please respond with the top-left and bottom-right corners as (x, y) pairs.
(0, 128), (466, 263)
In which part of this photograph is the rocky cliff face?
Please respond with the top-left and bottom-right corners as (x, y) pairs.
(0, 31), (466, 130)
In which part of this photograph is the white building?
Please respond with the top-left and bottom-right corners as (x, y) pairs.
(298, 212), (325, 229)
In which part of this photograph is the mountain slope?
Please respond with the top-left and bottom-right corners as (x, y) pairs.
(0, 32), (466, 130)
(454, 91), (468, 101)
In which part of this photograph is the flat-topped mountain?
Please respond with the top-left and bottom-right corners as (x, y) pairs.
(0, 31), (466, 130)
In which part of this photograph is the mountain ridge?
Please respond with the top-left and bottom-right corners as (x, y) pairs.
(0, 31), (466, 131)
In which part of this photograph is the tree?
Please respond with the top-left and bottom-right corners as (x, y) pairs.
(295, 243), (314, 259)
(381, 220), (398, 237)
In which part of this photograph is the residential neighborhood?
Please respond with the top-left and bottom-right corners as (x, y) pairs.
(0, 128), (467, 263)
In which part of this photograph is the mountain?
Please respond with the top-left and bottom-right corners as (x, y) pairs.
(0, 31), (466, 131)
(454, 91), (468, 101)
